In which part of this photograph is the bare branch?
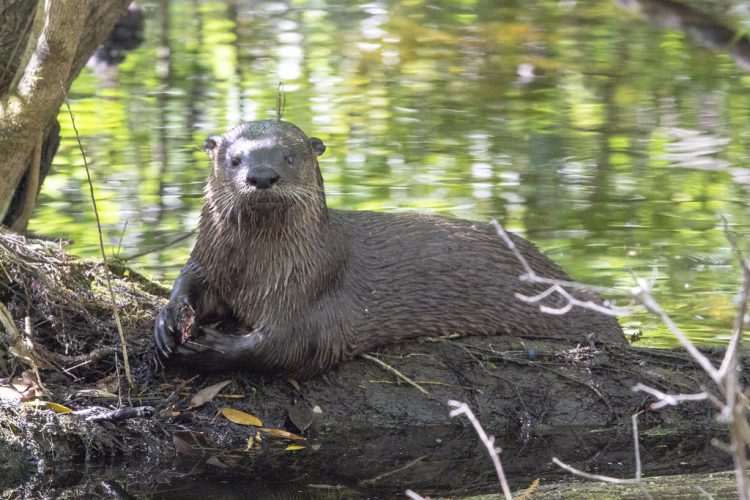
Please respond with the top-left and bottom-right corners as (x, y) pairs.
(632, 383), (709, 409)
(629, 278), (720, 383)
(632, 413), (643, 481)
(491, 220), (627, 317)
(718, 217), (750, 380)
(516, 283), (622, 317)
(491, 219), (535, 277)
(494, 216), (750, 499)
(448, 400), (512, 500)
(63, 98), (133, 388)
(553, 414), (653, 499)
(551, 457), (640, 485)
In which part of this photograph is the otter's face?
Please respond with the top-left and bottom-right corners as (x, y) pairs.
(203, 121), (326, 207)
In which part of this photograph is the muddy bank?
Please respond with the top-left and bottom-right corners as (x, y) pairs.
(0, 230), (736, 497)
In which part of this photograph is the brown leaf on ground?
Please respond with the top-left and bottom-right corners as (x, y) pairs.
(187, 380), (231, 409)
(173, 431), (207, 456)
(205, 456), (230, 468)
(220, 407), (263, 427)
(259, 427), (306, 441)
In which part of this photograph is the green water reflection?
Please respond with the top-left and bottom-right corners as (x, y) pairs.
(29, 0), (750, 348)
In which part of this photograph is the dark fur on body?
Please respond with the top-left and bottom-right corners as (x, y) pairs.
(154, 120), (624, 377)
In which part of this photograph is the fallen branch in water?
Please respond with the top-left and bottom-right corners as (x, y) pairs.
(493, 217), (750, 499)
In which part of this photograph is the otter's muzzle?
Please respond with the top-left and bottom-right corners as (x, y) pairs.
(247, 166), (280, 190)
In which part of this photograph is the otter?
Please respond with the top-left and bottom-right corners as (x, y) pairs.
(154, 120), (624, 377)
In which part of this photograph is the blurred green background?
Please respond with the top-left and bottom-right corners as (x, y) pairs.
(30, 0), (750, 347)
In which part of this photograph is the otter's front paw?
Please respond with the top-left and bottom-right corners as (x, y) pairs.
(154, 298), (196, 359)
(174, 326), (261, 369)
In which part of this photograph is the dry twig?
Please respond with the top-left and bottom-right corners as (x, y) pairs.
(63, 98), (133, 388)
(362, 353), (432, 397)
(493, 217), (750, 499)
(448, 400), (512, 500)
(552, 414), (653, 499)
(490, 220), (626, 317)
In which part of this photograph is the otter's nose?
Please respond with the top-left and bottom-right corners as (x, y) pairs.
(247, 166), (280, 189)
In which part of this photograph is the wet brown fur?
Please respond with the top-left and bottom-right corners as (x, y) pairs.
(157, 120), (624, 377)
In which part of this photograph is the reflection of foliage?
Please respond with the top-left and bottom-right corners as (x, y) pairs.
(29, 0), (750, 347)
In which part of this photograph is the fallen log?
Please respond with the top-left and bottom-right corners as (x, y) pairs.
(0, 230), (738, 497)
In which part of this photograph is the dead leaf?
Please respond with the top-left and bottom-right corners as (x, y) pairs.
(0, 385), (21, 403)
(173, 431), (206, 456)
(516, 478), (541, 500)
(158, 408), (180, 418)
(259, 427), (306, 441)
(188, 380), (231, 409)
(23, 400), (72, 413)
(20, 371), (36, 386)
(9, 340), (53, 369)
(286, 378), (301, 391)
(44, 402), (72, 413)
(220, 407), (262, 427)
(205, 456), (229, 468)
(1, 374), (37, 402)
(288, 401), (315, 432)
(20, 388), (44, 402)
(285, 445), (305, 451)
(75, 389), (117, 398)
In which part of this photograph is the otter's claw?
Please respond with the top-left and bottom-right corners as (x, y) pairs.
(154, 298), (195, 359)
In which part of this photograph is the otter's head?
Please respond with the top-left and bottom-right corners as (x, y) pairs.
(203, 120), (327, 211)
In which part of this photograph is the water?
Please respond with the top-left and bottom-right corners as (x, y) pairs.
(28, 0), (750, 348)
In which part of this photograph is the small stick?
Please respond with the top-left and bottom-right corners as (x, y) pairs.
(125, 229), (196, 260)
(632, 383), (708, 409)
(491, 220), (627, 316)
(24, 316), (45, 392)
(554, 414), (655, 500)
(362, 353), (431, 397)
(448, 400), (512, 500)
(1, 303), (48, 391)
(718, 217), (750, 380)
(552, 457), (640, 485)
(360, 455), (426, 485)
(630, 274), (720, 384)
(632, 413), (643, 481)
(63, 97), (133, 388)
(276, 81), (286, 120)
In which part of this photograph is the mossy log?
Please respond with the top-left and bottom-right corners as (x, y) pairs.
(0, 230), (737, 497)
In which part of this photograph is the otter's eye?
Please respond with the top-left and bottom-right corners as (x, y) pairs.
(230, 156), (241, 167)
(286, 154), (295, 165)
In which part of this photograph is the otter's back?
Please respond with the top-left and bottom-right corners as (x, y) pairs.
(328, 209), (624, 346)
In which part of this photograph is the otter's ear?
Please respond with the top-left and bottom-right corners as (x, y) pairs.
(309, 137), (326, 157)
(204, 136), (222, 156)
